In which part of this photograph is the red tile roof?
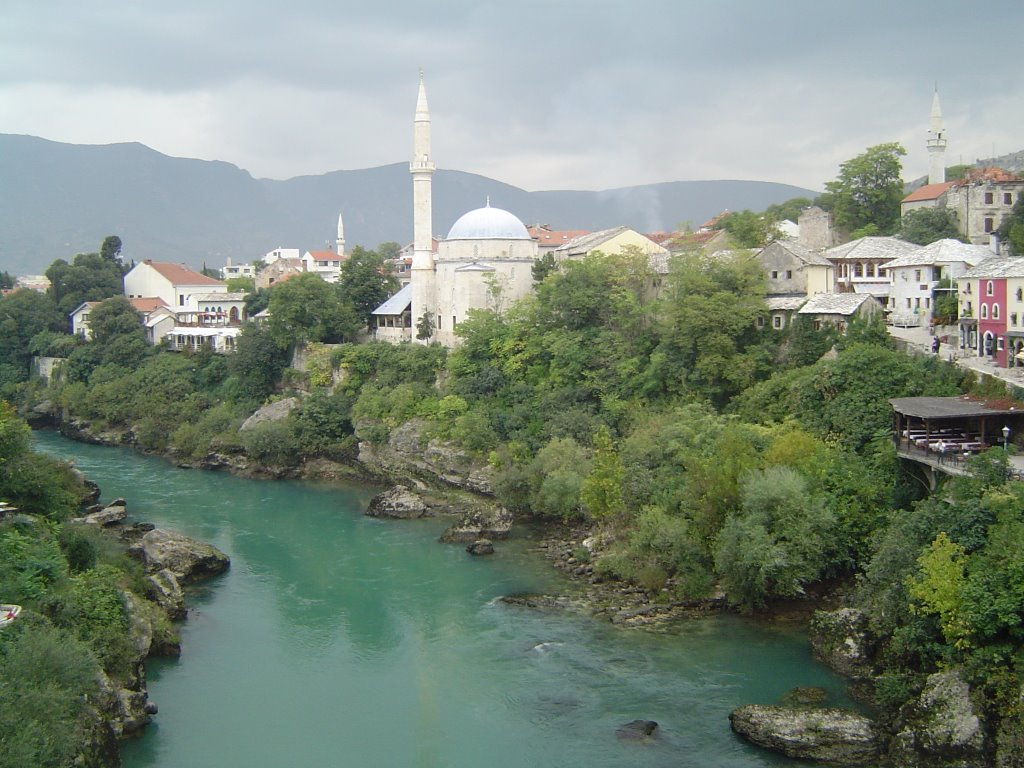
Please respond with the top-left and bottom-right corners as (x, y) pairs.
(306, 250), (345, 260)
(129, 297), (169, 313)
(959, 167), (1022, 184)
(902, 182), (954, 203)
(143, 260), (224, 287)
(527, 225), (590, 244)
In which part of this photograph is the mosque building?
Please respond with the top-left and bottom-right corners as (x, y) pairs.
(372, 74), (539, 346)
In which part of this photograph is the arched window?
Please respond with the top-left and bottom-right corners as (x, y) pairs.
(987, 281), (995, 296)
(1017, 287), (1022, 302)
(993, 304), (1001, 320)
(981, 303), (989, 319)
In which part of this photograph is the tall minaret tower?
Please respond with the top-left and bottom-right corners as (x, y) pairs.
(336, 212), (346, 256)
(926, 87), (947, 185)
(410, 70), (436, 341)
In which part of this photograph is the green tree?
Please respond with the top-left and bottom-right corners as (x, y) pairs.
(717, 210), (779, 248)
(0, 271), (14, 290)
(908, 532), (971, 649)
(764, 197), (814, 225)
(532, 252), (557, 283)
(580, 426), (625, 520)
(88, 296), (143, 345)
(713, 466), (836, 609)
(0, 289), (64, 380)
(899, 208), (963, 245)
(267, 273), (359, 346)
(228, 324), (289, 404)
(100, 235), (123, 262)
(997, 193), (1024, 255)
(226, 276), (255, 293)
(377, 241), (402, 261)
(337, 246), (398, 327)
(416, 311), (435, 341)
(244, 287), (271, 317)
(45, 249), (125, 316)
(822, 143), (907, 235)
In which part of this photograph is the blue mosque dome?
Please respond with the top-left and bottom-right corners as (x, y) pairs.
(446, 203), (531, 240)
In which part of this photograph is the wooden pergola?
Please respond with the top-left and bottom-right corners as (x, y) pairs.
(890, 396), (1024, 456)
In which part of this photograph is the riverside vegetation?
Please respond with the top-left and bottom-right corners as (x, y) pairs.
(5, 238), (1024, 763)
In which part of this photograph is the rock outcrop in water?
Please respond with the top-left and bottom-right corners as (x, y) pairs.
(365, 485), (430, 519)
(729, 705), (883, 765)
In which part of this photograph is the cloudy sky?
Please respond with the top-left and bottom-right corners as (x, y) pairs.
(2, 1), (1021, 193)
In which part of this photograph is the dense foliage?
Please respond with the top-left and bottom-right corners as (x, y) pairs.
(9, 225), (1024, 736)
(819, 142), (907, 237)
(0, 404), (171, 766)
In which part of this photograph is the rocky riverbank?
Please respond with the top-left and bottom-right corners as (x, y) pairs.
(42, 411), (1024, 767)
(68, 497), (230, 765)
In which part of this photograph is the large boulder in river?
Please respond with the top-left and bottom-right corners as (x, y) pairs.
(440, 504), (513, 542)
(889, 668), (987, 766)
(73, 500), (127, 527)
(136, 529), (230, 584)
(729, 705), (883, 765)
(365, 485), (430, 519)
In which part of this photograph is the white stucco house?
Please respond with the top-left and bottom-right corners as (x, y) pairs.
(825, 237), (921, 300)
(885, 239), (993, 327)
(122, 261), (245, 352)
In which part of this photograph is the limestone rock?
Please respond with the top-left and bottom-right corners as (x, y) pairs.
(440, 505), (513, 542)
(240, 397), (299, 432)
(365, 485), (429, 519)
(466, 539), (494, 556)
(810, 608), (875, 679)
(138, 529), (230, 584)
(730, 705), (883, 765)
(616, 719), (658, 740)
(147, 568), (186, 620)
(357, 419), (495, 494)
(890, 669), (987, 766)
(75, 501), (127, 527)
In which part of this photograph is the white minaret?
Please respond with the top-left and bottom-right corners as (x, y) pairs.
(410, 70), (436, 341)
(336, 212), (345, 256)
(926, 87), (947, 185)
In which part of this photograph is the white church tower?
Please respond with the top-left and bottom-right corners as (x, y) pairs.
(336, 213), (346, 256)
(410, 71), (436, 341)
(926, 87), (947, 185)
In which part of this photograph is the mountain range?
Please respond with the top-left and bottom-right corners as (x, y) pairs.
(0, 134), (819, 276)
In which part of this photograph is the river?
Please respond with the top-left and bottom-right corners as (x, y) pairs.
(35, 430), (852, 768)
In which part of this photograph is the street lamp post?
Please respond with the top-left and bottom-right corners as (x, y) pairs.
(1002, 425), (1011, 452)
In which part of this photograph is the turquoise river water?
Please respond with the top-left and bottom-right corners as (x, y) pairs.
(35, 430), (853, 768)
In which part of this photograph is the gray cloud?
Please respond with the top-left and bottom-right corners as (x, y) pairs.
(2, 0), (1021, 191)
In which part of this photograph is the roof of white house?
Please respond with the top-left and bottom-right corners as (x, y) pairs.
(766, 296), (808, 311)
(961, 257), (1024, 280)
(758, 239), (832, 267)
(797, 292), (875, 316)
(371, 283), (412, 316)
(139, 260), (225, 287)
(824, 236), (921, 262)
(553, 226), (631, 256)
(883, 239), (992, 270)
(193, 292), (247, 302)
(69, 301), (100, 316)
